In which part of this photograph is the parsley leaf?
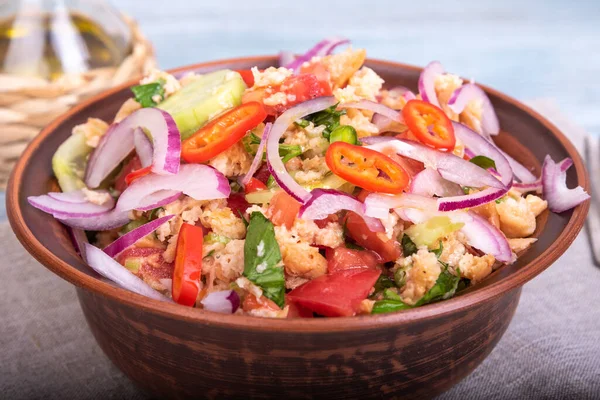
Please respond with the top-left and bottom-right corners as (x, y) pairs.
(243, 212), (285, 307)
(279, 144), (302, 163)
(295, 104), (346, 139)
(469, 155), (497, 170)
(131, 80), (165, 108)
(372, 299), (412, 314)
(401, 234), (418, 257)
(415, 266), (460, 306)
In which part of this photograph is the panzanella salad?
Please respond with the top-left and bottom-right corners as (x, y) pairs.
(29, 38), (589, 318)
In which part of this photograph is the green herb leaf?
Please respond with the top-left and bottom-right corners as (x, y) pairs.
(345, 242), (365, 251)
(415, 266), (460, 306)
(329, 125), (358, 145)
(295, 104), (346, 139)
(372, 299), (412, 314)
(120, 218), (147, 234)
(393, 268), (407, 287)
(147, 207), (163, 221)
(131, 80), (165, 108)
(469, 155), (497, 170)
(236, 209), (249, 228)
(243, 212), (285, 307)
(266, 175), (278, 189)
(383, 288), (401, 301)
(432, 241), (443, 258)
(279, 144), (302, 163)
(401, 234), (418, 257)
(372, 275), (396, 294)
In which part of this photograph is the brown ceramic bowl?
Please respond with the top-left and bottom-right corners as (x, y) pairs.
(7, 56), (589, 399)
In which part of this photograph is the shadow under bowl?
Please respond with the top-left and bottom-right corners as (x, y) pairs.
(7, 56), (589, 399)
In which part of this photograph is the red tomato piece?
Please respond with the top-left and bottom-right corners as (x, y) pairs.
(114, 155), (142, 192)
(402, 99), (456, 150)
(235, 69), (255, 87)
(181, 102), (267, 163)
(244, 177), (268, 194)
(325, 142), (410, 194)
(326, 247), (380, 274)
(344, 211), (401, 263)
(172, 223), (204, 307)
(242, 293), (280, 312)
(287, 269), (381, 317)
(253, 163), (271, 185)
(227, 193), (250, 218)
(268, 191), (301, 229)
(242, 74), (332, 116)
(286, 301), (314, 318)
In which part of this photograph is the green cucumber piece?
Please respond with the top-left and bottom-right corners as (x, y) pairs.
(158, 70), (246, 139)
(52, 131), (93, 192)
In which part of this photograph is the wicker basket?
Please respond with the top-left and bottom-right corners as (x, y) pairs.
(0, 15), (156, 188)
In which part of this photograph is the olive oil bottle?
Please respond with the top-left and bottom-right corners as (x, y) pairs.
(0, 0), (131, 80)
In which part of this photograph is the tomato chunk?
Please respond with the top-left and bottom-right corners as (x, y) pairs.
(326, 247), (380, 274)
(287, 269), (381, 317)
(402, 99), (456, 150)
(268, 191), (301, 229)
(286, 301), (314, 318)
(325, 142), (410, 194)
(244, 177), (267, 194)
(344, 211), (401, 263)
(172, 223), (204, 307)
(242, 293), (280, 312)
(243, 74), (332, 115)
(181, 102), (267, 163)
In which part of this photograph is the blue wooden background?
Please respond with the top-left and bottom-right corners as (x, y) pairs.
(1, 0), (598, 219)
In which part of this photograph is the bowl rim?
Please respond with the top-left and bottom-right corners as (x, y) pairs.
(7, 55), (590, 333)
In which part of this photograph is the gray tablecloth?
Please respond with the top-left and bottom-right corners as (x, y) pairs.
(2, 100), (599, 399)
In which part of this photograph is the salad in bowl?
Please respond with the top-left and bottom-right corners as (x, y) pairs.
(28, 38), (589, 318)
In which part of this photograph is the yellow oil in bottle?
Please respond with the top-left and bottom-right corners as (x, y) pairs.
(0, 11), (130, 80)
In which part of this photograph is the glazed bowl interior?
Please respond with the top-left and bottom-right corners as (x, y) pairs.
(7, 56), (589, 330)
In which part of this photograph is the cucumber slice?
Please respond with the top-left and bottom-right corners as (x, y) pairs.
(52, 132), (93, 192)
(158, 70), (246, 139)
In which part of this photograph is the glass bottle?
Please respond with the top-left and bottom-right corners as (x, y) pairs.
(0, 0), (132, 80)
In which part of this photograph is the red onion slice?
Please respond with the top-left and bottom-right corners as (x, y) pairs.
(135, 190), (182, 211)
(201, 290), (241, 314)
(542, 155), (589, 213)
(47, 190), (90, 204)
(366, 138), (505, 190)
(437, 184), (510, 212)
(267, 96), (337, 203)
(279, 51), (295, 67)
(103, 215), (174, 258)
(452, 122), (511, 186)
(340, 100), (404, 124)
(298, 188), (384, 232)
(116, 164), (230, 212)
(85, 243), (171, 301)
(364, 193), (438, 219)
(497, 149), (537, 183)
(85, 108), (181, 188)
(409, 168), (463, 197)
(241, 123), (271, 186)
(285, 37), (350, 73)
(134, 127), (153, 168)
(447, 83), (500, 136)
(512, 180), (542, 194)
(58, 210), (131, 231)
(418, 61), (444, 107)
(68, 227), (89, 262)
(28, 190), (115, 218)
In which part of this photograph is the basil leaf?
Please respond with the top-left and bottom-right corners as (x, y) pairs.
(131, 81), (165, 108)
(295, 104), (346, 139)
(415, 266), (460, 306)
(372, 299), (412, 314)
(401, 234), (418, 257)
(243, 212), (285, 307)
(370, 275), (396, 298)
(469, 155), (497, 170)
